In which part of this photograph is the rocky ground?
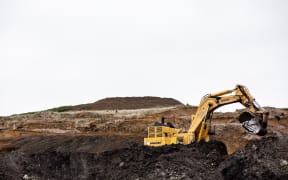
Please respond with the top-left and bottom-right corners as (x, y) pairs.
(0, 97), (287, 179)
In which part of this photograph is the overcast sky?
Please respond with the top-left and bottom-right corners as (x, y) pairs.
(1, 0), (287, 116)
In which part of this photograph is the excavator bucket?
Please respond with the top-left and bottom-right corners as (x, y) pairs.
(238, 112), (267, 136)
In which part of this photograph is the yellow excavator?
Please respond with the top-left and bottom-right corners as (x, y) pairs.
(144, 85), (269, 146)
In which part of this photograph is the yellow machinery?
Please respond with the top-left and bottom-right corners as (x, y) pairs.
(144, 84), (269, 146)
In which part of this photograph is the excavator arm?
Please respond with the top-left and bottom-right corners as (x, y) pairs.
(144, 84), (268, 146)
(188, 84), (268, 142)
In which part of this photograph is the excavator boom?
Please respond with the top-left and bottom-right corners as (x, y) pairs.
(144, 85), (268, 146)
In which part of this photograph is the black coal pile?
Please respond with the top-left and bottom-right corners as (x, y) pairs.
(94, 141), (227, 180)
(211, 136), (288, 180)
(0, 141), (227, 180)
(0, 137), (287, 180)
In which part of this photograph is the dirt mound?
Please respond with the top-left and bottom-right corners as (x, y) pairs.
(2, 135), (140, 154)
(50, 97), (183, 112)
(212, 136), (288, 180)
(0, 140), (227, 180)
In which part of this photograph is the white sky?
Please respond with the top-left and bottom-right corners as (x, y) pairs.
(1, 0), (287, 116)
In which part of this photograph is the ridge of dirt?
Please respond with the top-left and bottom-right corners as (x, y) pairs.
(1, 135), (141, 154)
(49, 97), (183, 112)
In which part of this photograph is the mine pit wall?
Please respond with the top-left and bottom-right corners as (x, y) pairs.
(0, 106), (183, 134)
(0, 106), (287, 155)
(1, 106), (287, 133)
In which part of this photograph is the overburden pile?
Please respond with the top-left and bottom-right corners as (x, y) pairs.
(50, 96), (183, 112)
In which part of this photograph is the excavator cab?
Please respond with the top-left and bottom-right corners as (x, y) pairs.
(144, 117), (196, 146)
(144, 117), (180, 146)
(144, 125), (179, 146)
